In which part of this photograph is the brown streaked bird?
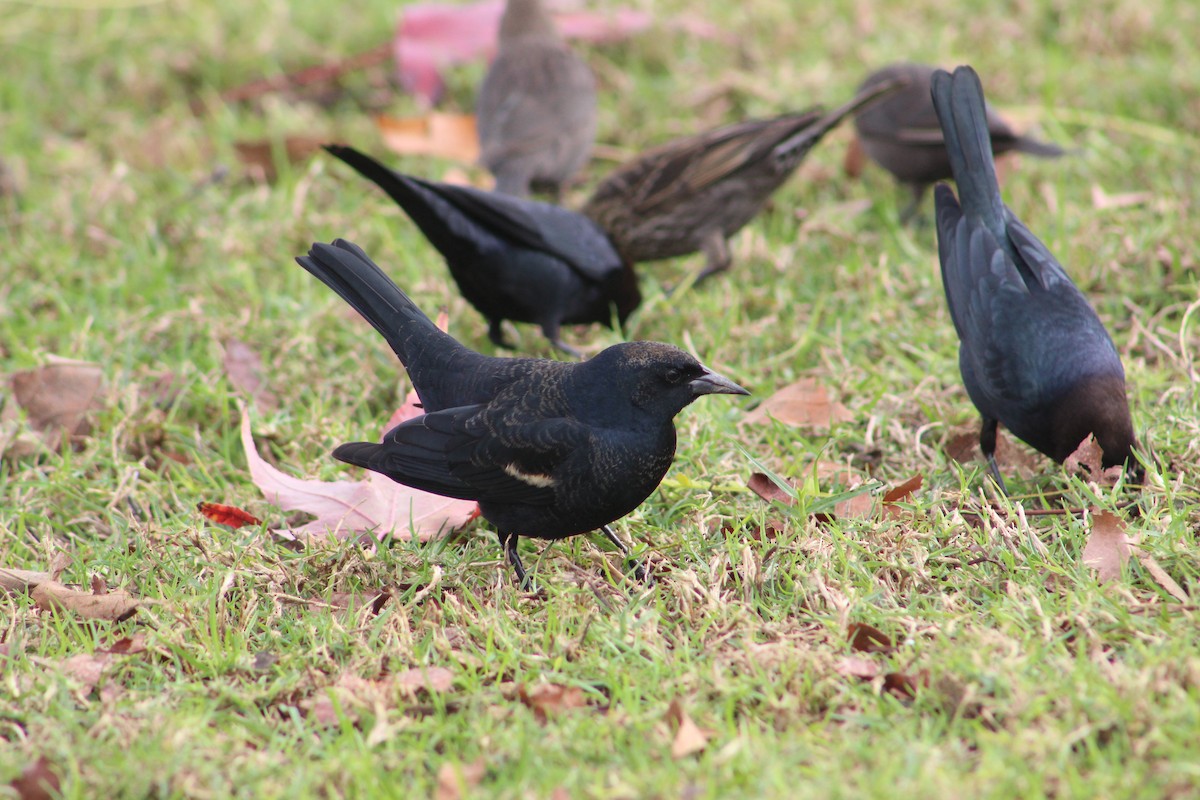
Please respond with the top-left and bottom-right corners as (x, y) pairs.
(932, 65), (1137, 492)
(855, 62), (1065, 221)
(581, 81), (899, 287)
(296, 239), (749, 589)
(476, 0), (597, 199)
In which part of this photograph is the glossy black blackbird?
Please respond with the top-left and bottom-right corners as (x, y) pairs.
(477, 0), (597, 199)
(582, 81), (899, 287)
(856, 62), (1065, 221)
(932, 65), (1136, 490)
(325, 145), (639, 357)
(295, 239), (749, 587)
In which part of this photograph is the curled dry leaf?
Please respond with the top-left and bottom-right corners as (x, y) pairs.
(375, 113), (480, 163)
(1063, 435), (1124, 486)
(835, 656), (880, 680)
(1082, 511), (1130, 583)
(665, 699), (713, 759)
(847, 623), (893, 654)
(518, 683), (590, 723)
(843, 136), (867, 178)
(747, 472), (795, 505)
(31, 580), (139, 622)
(742, 378), (852, 429)
(882, 670), (928, 700)
(3, 358), (103, 454)
(9, 756), (62, 800)
(435, 759), (487, 800)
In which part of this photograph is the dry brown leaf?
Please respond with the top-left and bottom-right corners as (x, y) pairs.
(1135, 552), (1189, 602)
(0, 554), (71, 594)
(435, 759), (487, 800)
(1091, 185), (1153, 211)
(394, 666), (454, 695)
(742, 378), (853, 429)
(882, 474), (923, 505)
(9, 756), (62, 800)
(376, 113), (479, 163)
(1063, 435), (1124, 486)
(665, 699), (712, 759)
(58, 652), (113, 694)
(944, 427), (1041, 472)
(233, 136), (324, 183)
(4, 358), (103, 453)
(99, 634), (147, 655)
(223, 339), (278, 411)
(843, 136), (866, 178)
(746, 472), (795, 505)
(518, 683), (589, 723)
(1082, 511), (1130, 583)
(883, 670), (928, 700)
(31, 580), (139, 621)
(847, 623), (893, 654)
(835, 656), (880, 679)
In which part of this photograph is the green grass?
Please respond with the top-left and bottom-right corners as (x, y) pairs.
(2, 0), (1199, 797)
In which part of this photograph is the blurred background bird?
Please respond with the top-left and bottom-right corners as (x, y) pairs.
(476, 0), (598, 199)
(326, 145), (639, 357)
(855, 62), (1065, 222)
(582, 80), (898, 288)
(296, 239), (748, 588)
(931, 65), (1136, 492)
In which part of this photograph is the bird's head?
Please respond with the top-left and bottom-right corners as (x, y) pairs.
(1053, 374), (1142, 482)
(582, 341), (749, 420)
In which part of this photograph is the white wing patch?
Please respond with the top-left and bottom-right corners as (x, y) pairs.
(503, 463), (557, 488)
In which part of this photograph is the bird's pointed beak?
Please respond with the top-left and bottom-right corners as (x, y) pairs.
(690, 368), (750, 397)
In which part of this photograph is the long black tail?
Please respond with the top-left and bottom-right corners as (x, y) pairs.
(295, 239), (478, 410)
(930, 66), (1006, 241)
(773, 77), (904, 168)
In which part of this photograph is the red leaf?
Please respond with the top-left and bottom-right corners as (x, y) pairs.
(746, 472), (795, 505)
(847, 623), (893, 654)
(197, 502), (263, 530)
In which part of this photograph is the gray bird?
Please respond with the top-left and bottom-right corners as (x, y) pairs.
(855, 62), (1065, 222)
(582, 81), (898, 287)
(476, 0), (597, 199)
(932, 65), (1137, 491)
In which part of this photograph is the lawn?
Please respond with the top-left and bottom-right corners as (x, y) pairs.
(2, 0), (1198, 797)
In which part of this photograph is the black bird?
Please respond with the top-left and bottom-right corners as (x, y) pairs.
(855, 62), (1065, 221)
(477, 0), (597, 199)
(582, 81), (899, 287)
(932, 65), (1136, 490)
(295, 239), (748, 587)
(325, 145), (639, 357)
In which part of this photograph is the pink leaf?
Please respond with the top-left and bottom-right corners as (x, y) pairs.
(393, 1), (654, 105)
(240, 402), (478, 542)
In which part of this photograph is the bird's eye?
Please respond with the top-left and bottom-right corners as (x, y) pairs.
(664, 368), (683, 384)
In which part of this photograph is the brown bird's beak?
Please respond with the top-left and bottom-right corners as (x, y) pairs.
(690, 368), (750, 397)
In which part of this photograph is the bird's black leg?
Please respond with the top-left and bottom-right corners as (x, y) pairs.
(598, 524), (652, 585)
(693, 230), (732, 287)
(498, 531), (533, 590)
(980, 417), (1009, 496)
(899, 183), (929, 224)
(488, 319), (516, 350)
(541, 321), (583, 360)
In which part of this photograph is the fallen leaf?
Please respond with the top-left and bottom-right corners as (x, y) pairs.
(1082, 511), (1130, 583)
(1091, 185), (1153, 211)
(518, 683), (589, 723)
(1063, 435), (1124, 486)
(393, 1), (655, 105)
(944, 427), (1041, 473)
(882, 670), (927, 700)
(57, 652), (113, 694)
(742, 378), (852, 429)
(835, 656), (880, 679)
(197, 502), (263, 530)
(99, 634), (147, 655)
(665, 699), (712, 759)
(375, 113), (480, 163)
(435, 759), (487, 800)
(316, 590), (393, 617)
(9, 756), (62, 800)
(746, 472), (795, 505)
(31, 580), (139, 621)
(233, 136), (324, 183)
(1135, 552), (1189, 602)
(882, 474), (922, 505)
(847, 623), (893, 654)
(241, 404), (478, 542)
(394, 666), (454, 695)
(223, 339), (278, 411)
(843, 136), (866, 178)
(4, 358), (103, 452)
